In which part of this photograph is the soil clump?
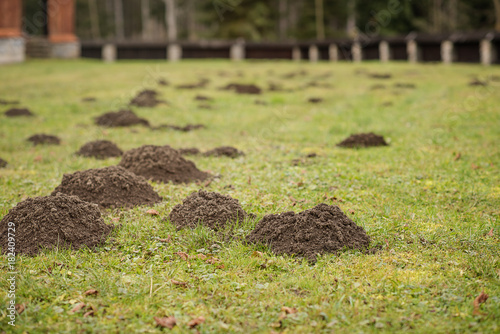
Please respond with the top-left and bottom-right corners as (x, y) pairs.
(204, 146), (244, 158)
(130, 89), (164, 107)
(27, 134), (61, 145)
(337, 133), (388, 148)
(95, 109), (149, 127)
(5, 108), (34, 117)
(76, 140), (123, 159)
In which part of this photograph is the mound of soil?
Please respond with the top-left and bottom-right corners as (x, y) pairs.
(76, 140), (123, 159)
(370, 84), (386, 90)
(130, 89), (164, 107)
(469, 79), (487, 87)
(168, 190), (248, 231)
(52, 166), (162, 209)
(158, 78), (169, 86)
(0, 99), (20, 105)
(82, 97), (96, 102)
(337, 133), (388, 148)
(119, 145), (210, 184)
(308, 97), (323, 103)
(222, 83), (262, 95)
(0, 193), (114, 256)
(154, 124), (205, 132)
(95, 109), (149, 127)
(195, 95), (212, 101)
(176, 79), (209, 89)
(0, 158), (7, 168)
(204, 146), (244, 158)
(198, 104), (213, 110)
(394, 83), (416, 89)
(178, 147), (200, 156)
(369, 73), (392, 79)
(255, 100), (268, 106)
(27, 134), (61, 146)
(5, 108), (34, 117)
(246, 203), (370, 262)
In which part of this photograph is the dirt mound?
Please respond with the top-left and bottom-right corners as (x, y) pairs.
(308, 97), (323, 103)
(222, 83), (262, 95)
(169, 190), (248, 231)
(95, 109), (149, 127)
(178, 147), (200, 156)
(52, 166), (162, 209)
(27, 134), (61, 146)
(469, 79), (488, 87)
(394, 83), (416, 89)
(337, 133), (388, 148)
(0, 158), (7, 168)
(130, 89), (164, 107)
(195, 95), (212, 101)
(369, 73), (392, 79)
(158, 78), (169, 86)
(153, 124), (205, 132)
(0, 193), (114, 256)
(119, 145), (210, 184)
(204, 146), (244, 158)
(0, 99), (20, 105)
(82, 97), (96, 102)
(4, 108), (34, 117)
(76, 140), (123, 159)
(176, 79), (209, 89)
(246, 203), (370, 262)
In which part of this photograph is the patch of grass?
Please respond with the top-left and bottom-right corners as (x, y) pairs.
(0, 59), (499, 333)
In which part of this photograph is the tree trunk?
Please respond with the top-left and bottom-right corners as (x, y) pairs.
(346, 0), (356, 38)
(278, 0), (288, 40)
(186, 0), (196, 41)
(315, 0), (325, 40)
(88, 0), (100, 39)
(141, 0), (150, 40)
(164, 0), (177, 41)
(113, 0), (125, 40)
(494, 0), (500, 31)
(447, 0), (457, 31)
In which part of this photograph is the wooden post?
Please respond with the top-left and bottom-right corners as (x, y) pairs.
(309, 45), (319, 62)
(480, 38), (496, 65)
(230, 41), (245, 61)
(441, 40), (454, 64)
(407, 39), (419, 63)
(168, 43), (182, 61)
(329, 44), (338, 61)
(352, 41), (362, 62)
(379, 41), (390, 62)
(102, 44), (116, 62)
(292, 46), (301, 61)
(0, 0), (24, 64)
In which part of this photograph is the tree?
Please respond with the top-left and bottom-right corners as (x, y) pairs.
(141, 0), (151, 40)
(494, 0), (500, 31)
(315, 0), (325, 39)
(164, 0), (177, 41)
(88, 0), (101, 39)
(114, 0), (125, 39)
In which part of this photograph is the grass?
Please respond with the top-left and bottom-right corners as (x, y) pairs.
(0, 59), (499, 333)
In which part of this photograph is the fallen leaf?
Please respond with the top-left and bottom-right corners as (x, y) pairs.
(83, 289), (98, 296)
(15, 304), (25, 314)
(175, 252), (189, 261)
(281, 306), (298, 314)
(154, 316), (177, 329)
(70, 303), (86, 313)
(473, 291), (488, 315)
(471, 163), (480, 170)
(487, 228), (494, 237)
(158, 236), (171, 243)
(216, 265), (225, 269)
(188, 316), (205, 328)
(146, 209), (159, 216)
(83, 310), (95, 317)
(348, 209), (355, 215)
(252, 251), (263, 258)
(34, 155), (42, 162)
(454, 153), (461, 161)
(171, 279), (188, 288)
(248, 176), (252, 185)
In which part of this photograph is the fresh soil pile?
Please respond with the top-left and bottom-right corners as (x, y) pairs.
(0, 193), (114, 256)
(95, 109), (149, 127)
(130, 89), (164, 107)
(195, 95), (212, 101)
(370, 84), (386, 90)
(0, 99), (20, 105)
(4, 108), (34, 117)
(154, 124), (205, 132)
(369, 73), (392, 79)
(27, 134), (61, 146)
(168, 190), (248, 231)
(222, 83), (262, 95)
(469, 79), (488, 87)
(308, 97), (323, 103)
(246, 203), (370, 262)
(337, 133), (388, 148)
(176, 79), (209, 89)
(76, 140), (123, 159)
(51, 166), (162, 209)
(178, 147), (200, 156)
(204, 146), (244, 158)
(394, 83), (416, 89)
(198, 104), (213, 110)
(82, 97), (96, 102)
(255, 100), (268, 106)
(158, 78), (169, 86)
(119, 145), (210, 184)
(0, 158), (7, 168)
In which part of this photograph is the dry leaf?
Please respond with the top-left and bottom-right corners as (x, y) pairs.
(70, 303), (86, 313)
(154, 316), (177, 329)
(472, 291), (488, 315)
(348, 209), (355, 215)
(454, 153), (461, 161)
(175, 252), (189, 261)
(197, 254), (207, 260)
(188, 316), (205, 328)
(171, 279), (188, 288)
(217, 264), (225, 269)
(281, 306), (298, 314)
(83, 310), (95, 317)
(252, 251), (263, 258)
(471, 163), (480, 170)
(34, 155), (42, 162)
(146, 209), (159, 216)
(158, 236), (171, 243)
(487, 228), (494, 237)
(15, 304), (25, 314)
(83, 289), (98, 296)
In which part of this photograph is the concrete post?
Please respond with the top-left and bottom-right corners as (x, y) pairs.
(379, 40), (390, 62)
(102, 44), (116, 62)
(352, 42), (362, 62)
(168, 43), (182, 62)
(407, 39), (419, 63)
(329, 44), (338, 62)
(309, 45), (319, 62)
(230, 42), (245, 61)
(441, 40), (454, 64)
(292, 46), (301, 61)
(480, 39), (496, 66)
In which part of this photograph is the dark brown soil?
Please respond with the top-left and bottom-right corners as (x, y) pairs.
(51, 166), (162, 209)
(369, 73), (392, 79)
(0, 193), (114, 256)
(246, 203), (370, 262)
(27, 134), (61, 146)
(153, 124), (205, 132)
(268, 83), (284, 91)
(394, 83), (416, 89)
(158, 78), (169, 86)
(255, 100), (268, 106)
(0, 99), (20, 105)
(82, 97), (96, 102)
(195, 95), (212, 101)
(469, 79), (488, 87)
(5, 108), (34, 117)
(130, 89), (164, 107)
(178, 147), (201, 156)
(76, 140), (123, 159)
(308, 97), (323, 103)
(337, 133), (388, 148)
(95, 109), (150, 127)
(176, 79), (209, 89)
(0, 158), (7, 168)
(204, 146), (244, 158)
(222, 83), (262, 95)
(168, 190), (248, 231)
(198, 104), (213, 110)
(119, 145), (210, 184)
(370, 84), (386, 90)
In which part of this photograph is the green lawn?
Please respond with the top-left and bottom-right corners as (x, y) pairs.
(0, 59), (499, 333)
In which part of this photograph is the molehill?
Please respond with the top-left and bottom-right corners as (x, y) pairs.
(76, 140), (123, 159)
